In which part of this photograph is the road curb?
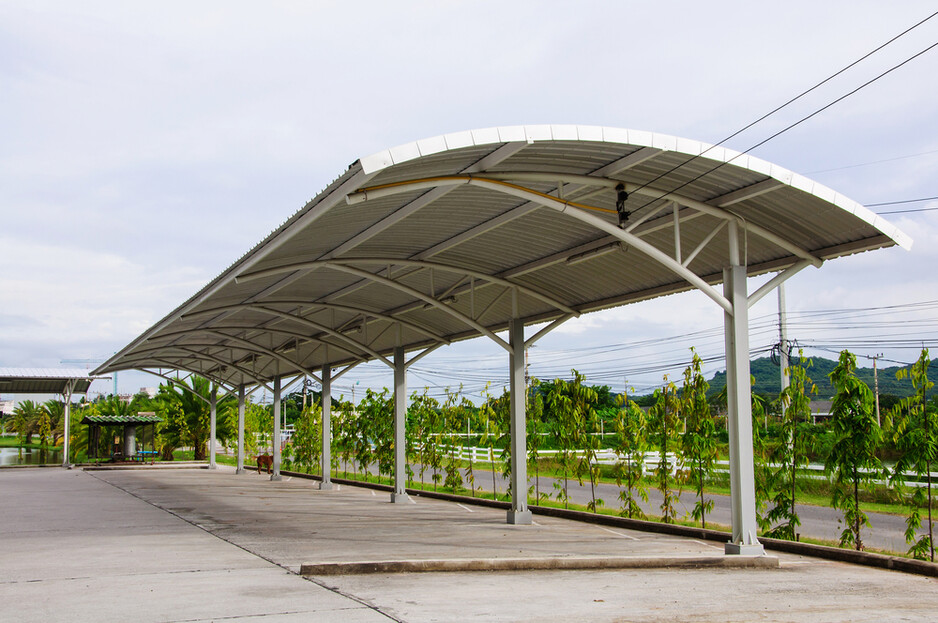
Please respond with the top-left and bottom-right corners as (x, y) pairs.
(300, 554), (778, 575)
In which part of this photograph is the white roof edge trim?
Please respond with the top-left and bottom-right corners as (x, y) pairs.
(358, 124), (912, 251)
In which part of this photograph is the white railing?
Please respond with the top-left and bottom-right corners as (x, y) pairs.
(425, 443), (938, 489)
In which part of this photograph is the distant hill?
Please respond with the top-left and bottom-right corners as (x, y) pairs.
(707, 356), (937, 399)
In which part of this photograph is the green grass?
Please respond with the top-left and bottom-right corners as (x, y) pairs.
(0, 436), (49, 449)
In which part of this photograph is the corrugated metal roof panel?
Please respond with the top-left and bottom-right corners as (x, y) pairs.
(96, 125), (911, 385)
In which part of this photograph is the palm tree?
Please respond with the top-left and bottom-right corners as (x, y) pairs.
(156, 376), (232, 460)
(42, 400), (66, 446)
(11, 400), (43, 445)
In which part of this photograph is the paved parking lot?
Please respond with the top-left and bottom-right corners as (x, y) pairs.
(1, 466), (936, 622)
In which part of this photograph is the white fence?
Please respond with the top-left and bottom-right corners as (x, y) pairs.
(431, 444), (938, 489)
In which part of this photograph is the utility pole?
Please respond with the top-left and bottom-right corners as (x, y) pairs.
(777, 282), (790, 432)
(873, 353), (883, 426)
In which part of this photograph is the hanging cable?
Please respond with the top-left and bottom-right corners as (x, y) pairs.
(627, 10), (938, 199)
(630, 37), (938, 214)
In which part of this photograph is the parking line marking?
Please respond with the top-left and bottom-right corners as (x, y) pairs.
(598, 526), (638, 540)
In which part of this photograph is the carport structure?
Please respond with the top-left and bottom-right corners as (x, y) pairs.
(94, 124), (910, 556)
(0, 368), (107, 467)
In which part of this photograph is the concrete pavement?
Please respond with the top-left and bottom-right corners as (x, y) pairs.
(2, 466), (936, 622)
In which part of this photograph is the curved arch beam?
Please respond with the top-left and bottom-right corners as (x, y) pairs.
(164, 325), (366, 369)
(139, 330), (319, 379)
(129, 366), (219, 403)
(304, 263), (511, 351)
(122, 352), (272, 392)
(175, 347), (281, 387)
(235, 310), (392, 367)
(205, 330), (322, 379)
(348, 173), (823, 268)
(237, 259), (577, 317)
(347, 177), (734, 315)
(504, 173), (824, 268)
(179, 302), (449, 345)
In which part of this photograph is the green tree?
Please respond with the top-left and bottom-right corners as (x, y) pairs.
(546, 378), (577, 508)
(650, 376), (681, 523)
(479, 384), (504, 499)
(358, 388), (393, 483)
(892, 348), (936, 561)
(41, 399), (66, 447)
(154, 377), (232, 460)
(613, 390), (648, 519)
(237, 402), (272, 457)
(334, 403), (356, 479)
(441, 388), (464, 493)
(290, 402), (322, 474)
(491, 389), (513, 500)
(568, 371), (603, 512)
(10, 400), (43, 445)
(765, 353), (816, 540)
(681, 349), (716, 528)
(825, 350), (882, 551)
(409, 389), (440, 487)
(527, 379), (547, 503)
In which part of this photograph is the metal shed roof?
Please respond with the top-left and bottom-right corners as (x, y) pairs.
(81, 413), (162, 425)
(0, 368), (106, 395)
(95, 124), (911, 387)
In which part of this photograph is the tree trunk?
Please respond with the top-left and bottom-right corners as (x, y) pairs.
(853, 467), (862, 551)
(588, 457), (597, 512)
(927, 457), (934, 562)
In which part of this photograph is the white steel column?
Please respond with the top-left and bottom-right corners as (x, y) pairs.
(723, 263), (764, 555)
(271, 375), (282, 481)
(61, 380), (73, 468)
(320, 364), (333, 490)
(236, 384), (246, 474)
(391, 345), (409, 503)
(507, 317), (532, 524)
(209, 384), (217, 469)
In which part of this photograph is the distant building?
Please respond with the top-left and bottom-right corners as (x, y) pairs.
(140, 387), (157, 399)
(811, 400), (833, 423)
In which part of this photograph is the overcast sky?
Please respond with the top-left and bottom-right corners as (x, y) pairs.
(2, 1), (937, 401)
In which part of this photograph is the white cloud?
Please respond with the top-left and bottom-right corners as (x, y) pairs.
(0, 236), (207, 366)
(1, 0), (937, 393)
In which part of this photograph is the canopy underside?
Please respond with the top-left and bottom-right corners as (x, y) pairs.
(95, 125), (910, 387)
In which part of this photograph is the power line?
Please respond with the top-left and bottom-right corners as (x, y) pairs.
(630, 36), (938, 215)
(878, 207), (938, 215)
(868, 196), (938, 207)
(808, 148), (938, 174)
(627, 10), (938, 199)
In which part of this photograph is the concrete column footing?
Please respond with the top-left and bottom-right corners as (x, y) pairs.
(391, 492), (410, 504)
(507, 509), (533, 525)
(725, 542), (765, 556)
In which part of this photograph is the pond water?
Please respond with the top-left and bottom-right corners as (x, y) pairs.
(0, 446), (62, 466)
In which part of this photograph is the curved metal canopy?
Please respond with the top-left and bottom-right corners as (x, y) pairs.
(96, 124), (911, 387)
(0, 368), (106, 395)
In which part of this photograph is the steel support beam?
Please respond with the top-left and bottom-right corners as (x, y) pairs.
(271, 375), (282, 481)
(391, 345), (409, 503)
(209, 384), (217, 469)
(61, 380), (74, 468)
(723, 264), (764, 555)
(320, 364), (333, 490)
(236, 384), (246, 474)
(507, 317), (532, 524)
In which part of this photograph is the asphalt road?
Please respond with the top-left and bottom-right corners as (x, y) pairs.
(402, 462), (918, 553)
